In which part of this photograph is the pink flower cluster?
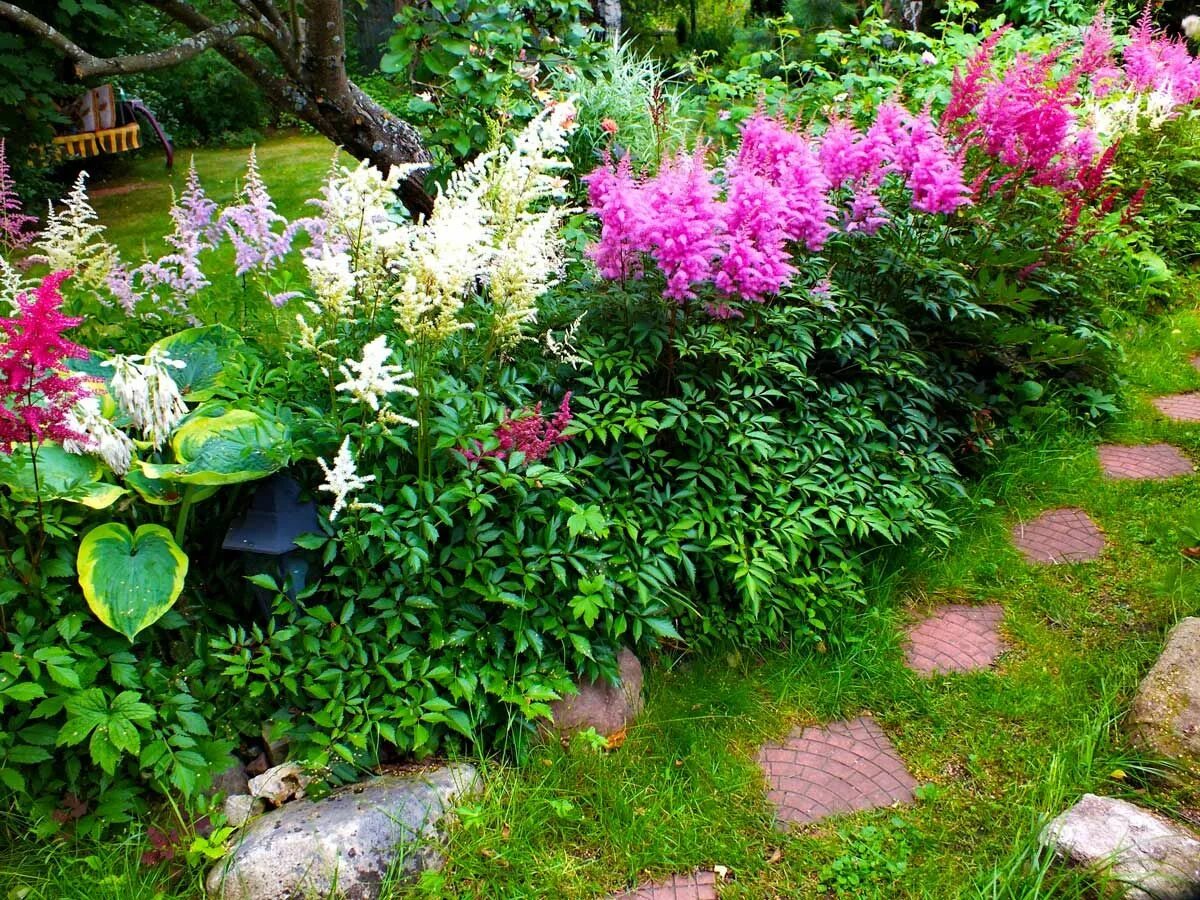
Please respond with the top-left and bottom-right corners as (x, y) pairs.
(943, 32), (1101, 193)
(0, 271), (91, 452)
(585, 110), (968, 305)
(139, 159), (220, 300)
(0, 139), (37, 253)
(1123, 7), (1200, 106)
(463, 393), (573, 464)
(219, 149), (302, 276)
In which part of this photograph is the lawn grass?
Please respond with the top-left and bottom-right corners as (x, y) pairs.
(3, 150), (1199, 897)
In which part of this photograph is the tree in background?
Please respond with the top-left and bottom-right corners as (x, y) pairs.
(0, 0), (434, 215)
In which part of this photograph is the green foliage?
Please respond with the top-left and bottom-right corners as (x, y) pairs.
(373, 0), (603, 175)
(817, 817), (918, 896)
(76, 523), (188, 641)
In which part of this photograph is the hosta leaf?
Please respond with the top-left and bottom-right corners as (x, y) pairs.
(148, 324), (247, 401)
(0, 444), (127, 509)
(139, 403), (290, 486)
(77, 524), (188, 641)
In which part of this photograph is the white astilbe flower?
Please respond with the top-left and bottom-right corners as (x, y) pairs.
(103, 349), (188, 450)
(31, 172), (125, 301)
(317, 436), (379, 522)
(543, 313), (588, 369)
(304, 246), (356, 319)
(335, 334), (418, 420)
(1184, 14), (1200, 41)
(0, 255), (24, 311)
(62, 396), (135, 475)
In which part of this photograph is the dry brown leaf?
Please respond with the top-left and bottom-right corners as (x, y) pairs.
(605, 728), (627, 751)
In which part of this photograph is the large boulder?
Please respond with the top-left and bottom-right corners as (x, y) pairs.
(1040, 794), (1200, 900)
(1129, 616), (1200, 769)
(206, 763), (480, 900)
(549, 649), (644, 739)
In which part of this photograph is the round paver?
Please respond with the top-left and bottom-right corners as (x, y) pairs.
(1012, 508), (1104, 564)
(1097, 443), (1195, 480)
(757, 716), (916, 828)
(1153, 393), (1200, 422)
(905, 604), (1006, 675)
(613, 871), (718, 899)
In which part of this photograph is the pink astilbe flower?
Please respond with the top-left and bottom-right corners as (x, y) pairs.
(583, 154), (651, 281)
(896, 108), (971, 214)
(0, 271), (92, 452)
(463, 393), (573, 464)
(1123, 6), (1200, 106)
(220, 147), (298, 276)
(1076, 7), (1115, 78)
(640, 149), (724, 301)
(736, 115), (835, 251)
(138, 158), (219, 299)
(714, 161), (793, 301)
(105, 263), (139, 313)
(0, 139), (36, 253)
(942, 27), (1011, 129)
(703, 301), (744, 319)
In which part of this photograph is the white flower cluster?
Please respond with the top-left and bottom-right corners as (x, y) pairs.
(31, 172), (126, 302)
(103, 349), (188, 450)
(0, 255), (22, 311)
(335, 334), (418, 423)
(316, 436), (381, 522)
(62, 395), (135, 475)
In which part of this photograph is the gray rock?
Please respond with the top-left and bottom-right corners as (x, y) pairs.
(1040, 794), (1200, 900)
(223, 794), (265, 828)
(1129, 617), (1200, 770)
(248, 762), (311, 807)
(206, 764), (480, 900)
(208, 757), (250, 799)
(549, 649), (644, 739)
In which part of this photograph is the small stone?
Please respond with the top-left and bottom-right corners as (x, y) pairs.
(244, 752), (268, 777)
(206, 764), (481, 900)
(223, 794), (265, 828)
(248, 763), (312, 807)
(1041, 794), (1200, 899)
(208, 756), (249, 799)
(548, 649), (644, 739)
(1129, 617), (1200, 771)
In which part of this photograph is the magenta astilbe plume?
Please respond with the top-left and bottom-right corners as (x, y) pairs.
(0, 139), (37, 253)
(942, 28), (1011, 129)
(714, 161), (794, 301)
(640, 149), (724, 301)
(220, 147), (296, 276)
(583, 154), (652, 281)
(896, 108), (971, 214)
(1076, 7), (1115, 77)
(463, 393), (574, 464)
(737, 115), (835, 251)
(0, 271), (91, 452)
(1123, 6), (1200, 105)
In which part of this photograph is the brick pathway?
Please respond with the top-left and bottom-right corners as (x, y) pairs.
(613, 871), (718, 899)
(1012, 508), (1104, 564)
(1097, 443), (1195, 480)
(1153, 392), (1200, 422)
(905, 604), (1006, 675)
(758, 716), (916, 828)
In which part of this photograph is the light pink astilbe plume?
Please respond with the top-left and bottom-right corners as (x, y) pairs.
(138, 158), (219, 303)
(0, 271), (91, 452)
(219, 147), (299, 276)
(640, 148), (725, 301)
(0, 139), (37, 253)
(1123, 5), (1200, 105)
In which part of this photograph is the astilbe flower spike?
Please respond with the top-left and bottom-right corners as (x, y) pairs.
(138, 158), (219, 303)
(0, 271), (92, 452)
(463, 393), (573, 464)
(220, 147), (301, 276)
(0, 139), (37, 253)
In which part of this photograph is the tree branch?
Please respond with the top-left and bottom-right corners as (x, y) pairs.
(0, 2), (264, 78)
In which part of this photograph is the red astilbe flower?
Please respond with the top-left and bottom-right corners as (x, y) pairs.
(0, 138), (37, 253)
(462, 393), (573, 464)
(0, 271), (92, 452)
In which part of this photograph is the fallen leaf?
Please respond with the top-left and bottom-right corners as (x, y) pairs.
(605, 728), (627, 751)
(714, 865), (729, 881)
(766, 847), (783, 864)
(1110, 769), (1126, 780)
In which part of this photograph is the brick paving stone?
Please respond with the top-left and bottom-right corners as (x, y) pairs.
(1153, 392), (1200, 422)
(1097, 443), (1195, 480)
(612, 871), (718, 899)
(905, 604), (1006, 675)
(1012, 508), (1104, 564)
(757, 716), (916, 828)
